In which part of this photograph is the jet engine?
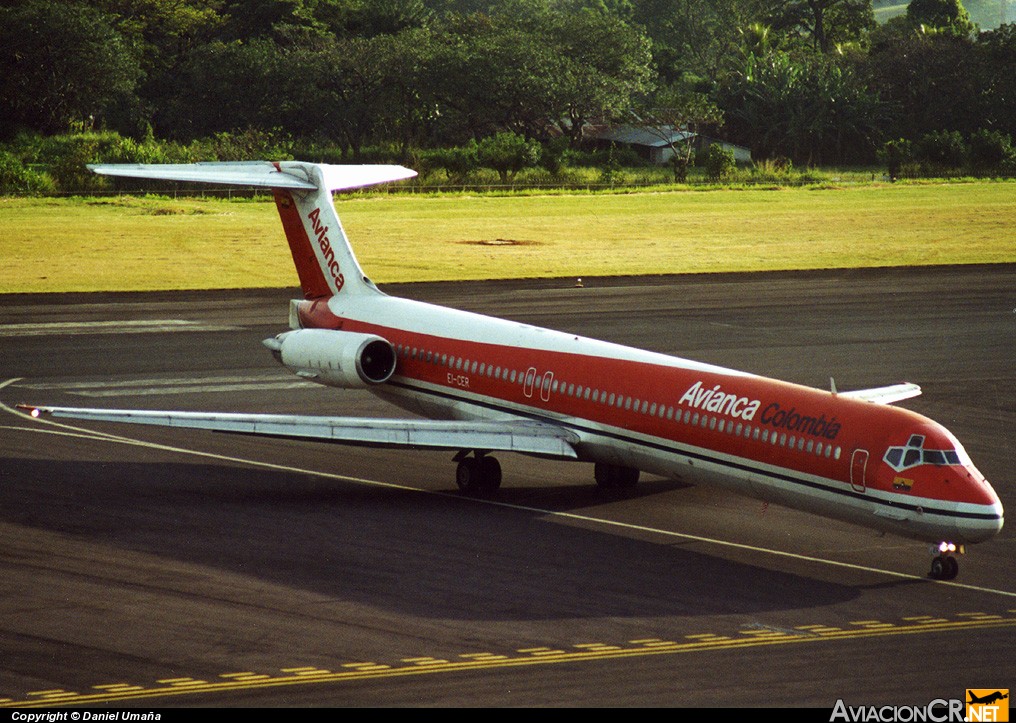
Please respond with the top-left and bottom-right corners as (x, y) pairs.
(263, 328), (396, 389)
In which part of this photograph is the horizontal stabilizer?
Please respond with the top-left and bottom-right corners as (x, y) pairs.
(18, 405), (579, 459)
(839, 382), (922, 405)
(88, 161), (417, 192)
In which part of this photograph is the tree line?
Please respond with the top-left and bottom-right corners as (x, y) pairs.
(1, 0), (1014, 190)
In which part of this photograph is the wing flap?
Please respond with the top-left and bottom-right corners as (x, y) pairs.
(19, 405), (578, 459)
(839, 382), (922, 405)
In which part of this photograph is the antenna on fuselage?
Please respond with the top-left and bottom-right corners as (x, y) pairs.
(830, 377), (838, 395)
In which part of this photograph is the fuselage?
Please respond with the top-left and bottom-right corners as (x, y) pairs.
(289, 290), (1004, 547)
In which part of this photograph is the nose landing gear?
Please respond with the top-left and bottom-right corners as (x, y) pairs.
(928, 542), (962, 580)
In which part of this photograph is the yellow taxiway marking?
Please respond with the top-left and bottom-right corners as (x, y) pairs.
(3, 612), (1014, 708)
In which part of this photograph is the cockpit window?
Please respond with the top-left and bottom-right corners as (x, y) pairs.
(883, 435), (962, 472)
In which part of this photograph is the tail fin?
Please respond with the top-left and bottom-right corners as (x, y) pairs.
(88, 161), (417, 299)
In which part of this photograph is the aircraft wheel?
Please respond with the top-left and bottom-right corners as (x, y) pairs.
(930, 554), (960, 580)
(478, 456), (502, 493)
(942, 555), (959, 580)
(615, 466), (640, 489)
(456, 457), (481, 494)
(594, 463), (640, 490)
(456, 455), (501, 496)
(594, 462), (613, 488)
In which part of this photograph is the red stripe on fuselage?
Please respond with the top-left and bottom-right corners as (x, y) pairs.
(294, 299), (983, 507)
(346, 324), (886, 485)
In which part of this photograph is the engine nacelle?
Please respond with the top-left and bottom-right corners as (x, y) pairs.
(264, 328), (396, 389)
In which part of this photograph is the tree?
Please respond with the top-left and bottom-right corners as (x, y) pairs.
(976, 23), (1016, 138)
(156, 38), (287, 139)
(546, 7), (654, 145)
(864, 24), (983, 140)
(719, 50), (883, 164)
(422, 4), (651, 145)
(477, 131), (542, 182)
(878, 138), (913, 179)
(968, 129), (1014, 173)
(915, 129), (968, 170)
(639, 84), (724, 182)
(425, 11), (560, 142)
(907, 0), (977, 36)
(765, 0), (877, 54)
(704, 144), (737, 181)
(86, 0), (227, 135)
(0, 1), (141, 139)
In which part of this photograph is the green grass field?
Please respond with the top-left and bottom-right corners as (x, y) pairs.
(2, 182), (1014, 294)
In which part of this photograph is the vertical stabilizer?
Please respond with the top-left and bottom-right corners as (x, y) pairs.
(271, 163), (370, 299)
(88, 161), (417, 300)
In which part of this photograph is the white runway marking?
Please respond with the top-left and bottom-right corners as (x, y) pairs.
(0, 320), (238, 336)
(19, 374), (315, 396)
(1, 377), (1012, 600)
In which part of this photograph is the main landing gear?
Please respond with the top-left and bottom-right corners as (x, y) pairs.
(928, 542), (962, 580)
(594, 462), (640, 491)
(453, 456), (642, 497)
(454, 451), (502, 497)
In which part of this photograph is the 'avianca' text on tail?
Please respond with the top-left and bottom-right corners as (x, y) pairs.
(18, 161), (1004, 581)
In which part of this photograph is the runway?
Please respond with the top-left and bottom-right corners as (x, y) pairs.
(1, 265), (1013, 707)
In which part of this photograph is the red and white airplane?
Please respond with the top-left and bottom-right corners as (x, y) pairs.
(20, 161), (1004, 580)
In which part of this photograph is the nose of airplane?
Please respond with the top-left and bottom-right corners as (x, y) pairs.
(957, 466), (1004, 543)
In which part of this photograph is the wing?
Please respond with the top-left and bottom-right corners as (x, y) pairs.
(838, 382), (922, 405)
(17, 405), (579, 459)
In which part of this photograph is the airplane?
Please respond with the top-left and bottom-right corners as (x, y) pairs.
(968, 691), (1008, 705)
(18, 161), (1004, 581)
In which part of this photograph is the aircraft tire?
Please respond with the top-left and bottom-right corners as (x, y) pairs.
(456, 457), (480, 494)
(478, 456), (502, 493)
(943, 555), (959, 580)
(594, 463), (640, 490)
(930, 554), (960, 580)
(456, 455), (501, 496)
